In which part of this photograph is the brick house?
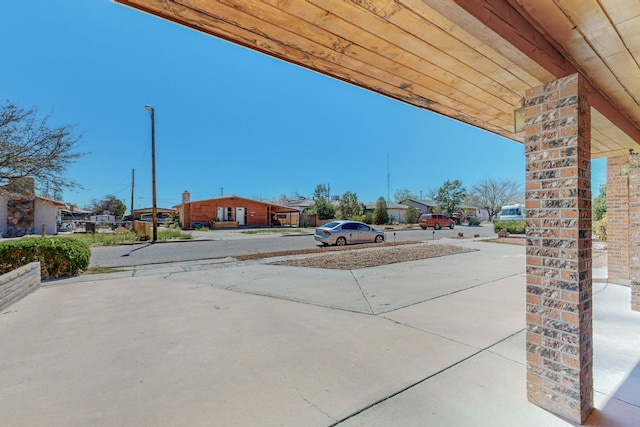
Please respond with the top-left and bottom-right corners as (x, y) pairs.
(174, 192), (300, 228)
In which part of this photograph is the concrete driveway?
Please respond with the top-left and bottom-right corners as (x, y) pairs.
(1, 239), (638, 426)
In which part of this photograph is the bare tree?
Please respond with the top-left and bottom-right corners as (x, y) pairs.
(423, 187), (438, 200)
(0, 101), (84, 198)
(470, 177), (523, 219)
(393, 188), (415, 203)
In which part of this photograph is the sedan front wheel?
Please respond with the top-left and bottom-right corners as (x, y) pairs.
(374, 235), (384, 243)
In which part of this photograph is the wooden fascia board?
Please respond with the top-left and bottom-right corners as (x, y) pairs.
(112, 0), (429, 112)
(454, 0), (640, 145)
(453, 0), (573, 77)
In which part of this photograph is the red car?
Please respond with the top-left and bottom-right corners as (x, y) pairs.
(451, 213), (465, 225)
(419, 213), (455, 230)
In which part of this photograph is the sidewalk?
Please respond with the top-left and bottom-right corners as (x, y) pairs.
(0, 240), (638, 426)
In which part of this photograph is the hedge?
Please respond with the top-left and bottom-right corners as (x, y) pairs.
(493, 220), (526, 234)
(0, 237), (91, 280)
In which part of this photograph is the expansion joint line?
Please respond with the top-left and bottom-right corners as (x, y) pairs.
(330, 329), (526, 426)
(351, 270), (374, 314)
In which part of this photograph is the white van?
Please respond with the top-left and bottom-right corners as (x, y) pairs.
(498, 203), (525, 221)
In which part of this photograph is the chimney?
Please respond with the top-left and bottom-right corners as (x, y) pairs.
(182, 190), (190, 204)
(6, 177), (35, 196)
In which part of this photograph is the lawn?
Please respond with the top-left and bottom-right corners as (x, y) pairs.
(68, 228), (192, 246)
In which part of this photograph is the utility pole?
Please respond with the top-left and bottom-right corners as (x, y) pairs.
(145, 105), (158, 242)
(131, 168), (135, 216)
(387, 154), (391, 201)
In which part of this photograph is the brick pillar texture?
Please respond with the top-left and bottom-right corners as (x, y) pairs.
(607, 156), (630, 284)
(524, 73), (593, 423)
(629, 153), (640, 311)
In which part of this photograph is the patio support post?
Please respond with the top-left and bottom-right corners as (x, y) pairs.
(606, 153), (640, 311)
(524, 73), (593, 423)
(629, 152), (640, 311)
(606, 156), (631, 285)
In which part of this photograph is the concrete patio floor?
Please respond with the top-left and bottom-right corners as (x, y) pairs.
(0, 240), (638, 426)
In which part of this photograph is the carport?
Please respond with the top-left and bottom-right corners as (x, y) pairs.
(113, 1), (639, 423)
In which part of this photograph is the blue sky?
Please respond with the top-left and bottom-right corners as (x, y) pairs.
(1, 0), (605, 210)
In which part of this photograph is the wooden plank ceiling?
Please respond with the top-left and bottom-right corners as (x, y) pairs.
(114, 0), (640, 159)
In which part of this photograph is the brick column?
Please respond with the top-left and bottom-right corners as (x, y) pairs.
(524, 73), (593, 424)
(629, 153), (640, 311)
(607, 156), (630, 284)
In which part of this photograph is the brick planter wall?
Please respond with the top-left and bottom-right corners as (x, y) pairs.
(524, 73), (593, 423)
(0, 262), (41, 311)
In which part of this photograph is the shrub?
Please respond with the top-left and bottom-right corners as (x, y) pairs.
(467, 218), (481, 226)
(0, 237), (90, 280)
(404, 205), (420, 224)
(593, 214), (607, 242)
(493, 220), (526, 234)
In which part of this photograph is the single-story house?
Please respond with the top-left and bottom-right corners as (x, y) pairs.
(284, 197), (314, 212)
(0, 178), (63, 237)
(174, 192), (300, 228)
(59, 206), (94, 222)
(402, 198), (437, 215)
(363, 201), (408, 224)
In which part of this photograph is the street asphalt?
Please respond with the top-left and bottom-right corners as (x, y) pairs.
(0, 237), (638, 426)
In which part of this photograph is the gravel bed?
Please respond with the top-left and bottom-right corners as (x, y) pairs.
(265, 243), (477, 270)
(233, 241), (421, 262)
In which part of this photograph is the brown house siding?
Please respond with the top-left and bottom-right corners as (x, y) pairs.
(179, 196), (298, 228)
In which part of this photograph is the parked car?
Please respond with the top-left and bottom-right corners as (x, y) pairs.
(418, 213), (455, 230)
(191, 221), (206, 229)
(314, 220), (385, 246)
(451, 213), (465, 225)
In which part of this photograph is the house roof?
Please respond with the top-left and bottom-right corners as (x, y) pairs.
(35, 196), (67, 208)
(363, 202), (408, 210)
(0, 187), (66, 208)
(405, 198), (438, 207)
(285, 198), (314, 209)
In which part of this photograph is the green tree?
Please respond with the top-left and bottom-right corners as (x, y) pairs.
(593, 184), (606, 221)
(313, 184), (330, 200)
(394, 188), (415, 203)
(337, 191), (362, 219)
(0, 100), (85, 198)
(309, 183), (335, 220)
(88, 195), (127, 217)
(435, 180), (466, 215)
(404, 205), (420, 224)
(372, 196), (389, 225)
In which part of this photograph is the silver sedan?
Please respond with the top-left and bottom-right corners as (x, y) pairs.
(314, 220), (385, 246)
